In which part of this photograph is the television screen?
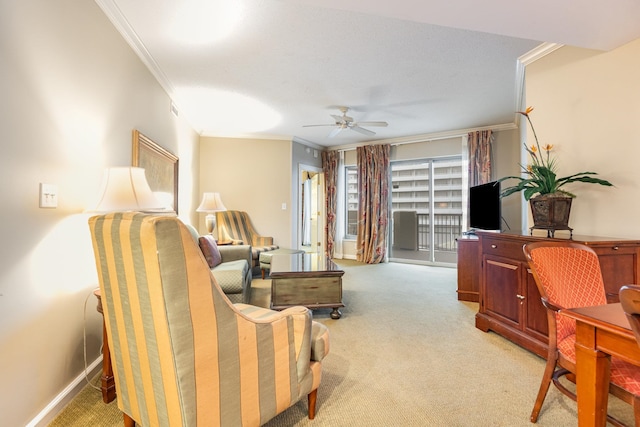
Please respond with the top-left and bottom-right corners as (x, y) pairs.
(469, 181), (501, 231)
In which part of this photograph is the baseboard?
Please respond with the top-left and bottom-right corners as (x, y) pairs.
(27, 356), (103, 427)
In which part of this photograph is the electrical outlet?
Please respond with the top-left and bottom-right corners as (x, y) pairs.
(39, 183), (58, 208)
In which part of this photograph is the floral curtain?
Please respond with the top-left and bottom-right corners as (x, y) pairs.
(356, 144), (390, 264)
(322, 150), (338, 258)
(468, 130), (493, 186)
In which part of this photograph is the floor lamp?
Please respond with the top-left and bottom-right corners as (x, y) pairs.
(196, 192), (227, 234)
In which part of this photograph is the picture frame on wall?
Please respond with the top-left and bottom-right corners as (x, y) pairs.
(132, 130), (179, 214)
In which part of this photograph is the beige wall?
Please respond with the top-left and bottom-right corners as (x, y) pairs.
(525, 38), (640, 238)
(199, 137), (293, 247)
(493, 128), (524, 233)
(0, 1), (199, 425)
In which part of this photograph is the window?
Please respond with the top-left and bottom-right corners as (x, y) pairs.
(390, 156), (463, 263)
(345, 166), (358, 238)
(344, 156), (463, 263)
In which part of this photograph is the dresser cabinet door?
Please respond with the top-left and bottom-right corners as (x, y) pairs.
(483, 255), (521, 328)
(592, 245), (640, 302)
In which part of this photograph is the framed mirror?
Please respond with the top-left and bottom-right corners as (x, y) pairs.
(132, 130), (179, 214)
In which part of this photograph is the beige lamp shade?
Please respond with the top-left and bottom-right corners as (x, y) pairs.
(90, 167), (165, 213)
(196, 192), (227, 233)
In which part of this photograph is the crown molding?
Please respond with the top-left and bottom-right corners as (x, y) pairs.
(95, 0), (175, 98)
(330, 122), (517, 151)
(519, 42), (564, 66)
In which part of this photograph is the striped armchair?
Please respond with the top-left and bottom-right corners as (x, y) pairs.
(216, 210), (279, 271)
(89, 213), (330, 427)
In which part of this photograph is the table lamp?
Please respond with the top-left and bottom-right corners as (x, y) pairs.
(196, 192), (227, 234)
(90, 167), (165, 212)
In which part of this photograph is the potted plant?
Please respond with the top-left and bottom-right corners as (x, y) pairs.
(498, 106), (613, 236)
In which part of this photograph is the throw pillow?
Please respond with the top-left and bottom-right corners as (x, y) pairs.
(198, 235), (222, 268)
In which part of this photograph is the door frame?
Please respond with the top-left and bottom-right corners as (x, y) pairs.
(297, 164), (325, 254)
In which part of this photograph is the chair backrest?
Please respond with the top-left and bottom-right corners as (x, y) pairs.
(216, 210), (272, 246)
(524, 241), (607, 343)
(88, 212), (307, 426)
(620, 285), (640, 345)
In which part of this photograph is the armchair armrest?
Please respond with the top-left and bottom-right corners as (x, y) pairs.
(218, 244), (251, 266)
(541, 297), (562, 313)
(233, 304), (330, 377)
(217, 239), (245, 245)
(311, 322), (330, 362)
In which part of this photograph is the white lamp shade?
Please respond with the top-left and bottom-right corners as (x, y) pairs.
(196, 192), (227, 212)
(90, 167), (165, 212)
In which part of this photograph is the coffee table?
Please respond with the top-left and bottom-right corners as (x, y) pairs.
(270, 253), (345, 319)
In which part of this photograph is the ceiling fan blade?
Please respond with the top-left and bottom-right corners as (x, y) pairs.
(356, 121), (388, 127)
(328, 127), (343, 138)
(350, 125), (375, 136)
(303, 124), (336, 127)
(330, 114), (343, 122)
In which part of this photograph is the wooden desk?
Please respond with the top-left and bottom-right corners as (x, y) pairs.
(562, 303), (640, 426)
(93, 288), (116, 403)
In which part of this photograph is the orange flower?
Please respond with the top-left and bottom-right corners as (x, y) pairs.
(518, 106), (534, 116)
(498, 106), (613, 200)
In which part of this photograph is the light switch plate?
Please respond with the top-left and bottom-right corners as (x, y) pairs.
(39, 183), (58, 208)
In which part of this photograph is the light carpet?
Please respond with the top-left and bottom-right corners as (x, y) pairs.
(49, 260), (634, 426)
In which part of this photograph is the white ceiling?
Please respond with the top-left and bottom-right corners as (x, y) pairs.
(96, 0), (640, 148)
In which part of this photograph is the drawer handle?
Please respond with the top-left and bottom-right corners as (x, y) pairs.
(491, 244), (497, 249)
(516, 294), (525, 300)
(612, 246), (619, 250)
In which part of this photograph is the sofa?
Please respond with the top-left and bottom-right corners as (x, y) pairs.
(186, 224), (252, 303)
(215, 210), (280, 274)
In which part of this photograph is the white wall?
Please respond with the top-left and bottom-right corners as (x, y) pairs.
(525, 38), (640, 238)
(199, 137), (293, 247)
(0, 1), (199, 425)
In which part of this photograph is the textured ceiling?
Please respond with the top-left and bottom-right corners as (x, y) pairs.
(97, 0), (640, 148)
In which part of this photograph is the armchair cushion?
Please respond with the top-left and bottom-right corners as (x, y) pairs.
(212, 260), (249, 295)
(198, 235), (222, 268)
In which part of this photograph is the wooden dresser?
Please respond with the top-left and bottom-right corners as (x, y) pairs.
(460, 231), (640, 358)
(456, 235), (480, 302)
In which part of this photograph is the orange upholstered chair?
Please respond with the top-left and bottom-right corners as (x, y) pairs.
(89, 213), (329, 427)
(524, 241), (640, 426)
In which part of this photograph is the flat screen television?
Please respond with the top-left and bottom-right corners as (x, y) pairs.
(469, 181), (501, 232)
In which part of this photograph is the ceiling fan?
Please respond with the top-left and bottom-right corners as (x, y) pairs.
(303, 106), (388, 138)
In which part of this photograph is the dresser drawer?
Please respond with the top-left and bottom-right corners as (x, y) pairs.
(482, 237), (527, 261)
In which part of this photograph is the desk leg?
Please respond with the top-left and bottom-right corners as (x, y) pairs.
(575, 322), (610, 427)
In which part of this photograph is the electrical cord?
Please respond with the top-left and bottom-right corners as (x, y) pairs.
(83, 290), (102, 391)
